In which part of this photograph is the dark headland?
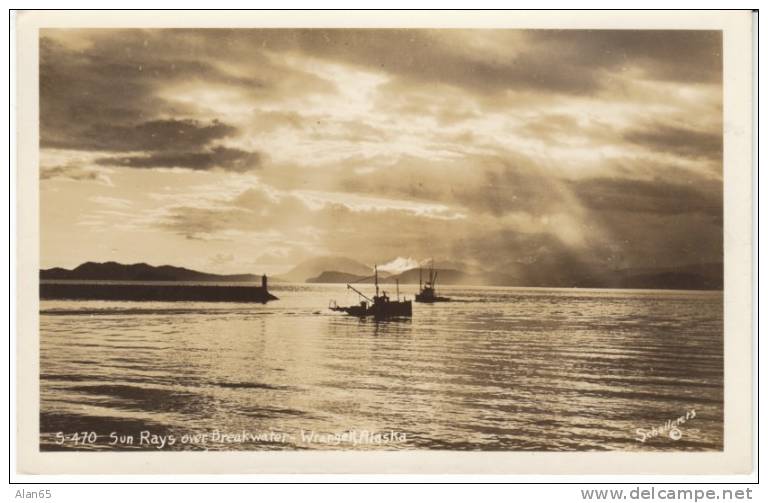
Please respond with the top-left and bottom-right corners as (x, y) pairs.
(40, 262), (278, 303)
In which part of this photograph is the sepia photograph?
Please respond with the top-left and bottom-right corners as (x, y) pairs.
(14, 10), (755, 475)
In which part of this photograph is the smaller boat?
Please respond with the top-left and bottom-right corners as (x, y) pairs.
(329, 266), (412, 319)
(415, 262), (450, 303)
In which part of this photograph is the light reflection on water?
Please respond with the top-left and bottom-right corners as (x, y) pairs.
(40, 283), (723, 451)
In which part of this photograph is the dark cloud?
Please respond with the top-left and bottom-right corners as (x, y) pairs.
(40, 34), (265, 174)
(589, 210), (723, 269)
(623, 123), (723, 161)
(39, 30), (334, 159)
(40, 164), (112, 185)
(41, 35), (199, 144)
(572, 176), (722, 217)
(516, 116), (723, 165)
(44, 118), (235, 152)
(526, 30), (722, 85)
(96, 146), (262, 172)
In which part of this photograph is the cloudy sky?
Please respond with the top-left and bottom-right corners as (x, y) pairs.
(39, 29), (723, 275)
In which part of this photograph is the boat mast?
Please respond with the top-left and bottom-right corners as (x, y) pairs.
(374, 264), (379, 298)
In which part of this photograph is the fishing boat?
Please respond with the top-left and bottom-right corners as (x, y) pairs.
(329, 266), (412, 318)
(415, 262), (450, 303)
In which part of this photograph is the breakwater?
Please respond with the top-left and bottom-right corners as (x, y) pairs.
(40, 282), (278, 303)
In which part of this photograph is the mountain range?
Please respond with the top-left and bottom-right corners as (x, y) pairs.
(277, 256), (372, 283)
(303, 260), (723, 290)
(40, 262), (263, 282)
(40, 257), (723, 290)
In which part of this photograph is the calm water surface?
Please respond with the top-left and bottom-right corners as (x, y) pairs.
(40, 284), (723, 451)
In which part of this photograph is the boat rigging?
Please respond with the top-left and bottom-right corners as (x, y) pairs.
(415, 260), (450, 303)
(329, 265), (412, 318)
